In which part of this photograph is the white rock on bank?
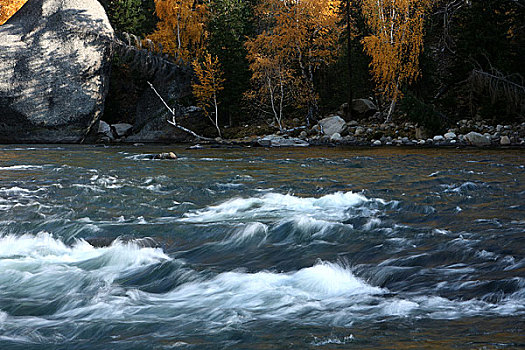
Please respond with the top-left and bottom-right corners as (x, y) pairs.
(318, 116), (346, 136)
(330, 133), (342, 142)
(444, 132), (457, 140)
(500, 136), (511, 145)
(465, 131), (491, 146)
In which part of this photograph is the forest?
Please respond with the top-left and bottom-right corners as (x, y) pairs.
(2, 0), (524, 137)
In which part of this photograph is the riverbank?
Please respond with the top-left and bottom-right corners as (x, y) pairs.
(96, 116), (525, 149)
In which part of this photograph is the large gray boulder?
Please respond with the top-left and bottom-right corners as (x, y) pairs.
(318, 116), (346, 137)
(352, 99), (377, 116)
(465, 132), (491, 146)
(0, 0), (114, 143)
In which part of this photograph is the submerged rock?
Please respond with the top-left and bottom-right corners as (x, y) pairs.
(0, 0), (114, 143)
(154, 152), (178, 160)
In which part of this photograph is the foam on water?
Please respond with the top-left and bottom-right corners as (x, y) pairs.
(181, 191), (372, 223)
(0, 232), (170, 285)
(224, 222), (269, 246)
(0, 165), (44, 170)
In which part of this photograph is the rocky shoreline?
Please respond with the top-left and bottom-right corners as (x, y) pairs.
(94, 115), (525, 149)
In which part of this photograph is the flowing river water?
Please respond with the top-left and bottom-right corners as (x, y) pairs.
(0, 145), (523, 349)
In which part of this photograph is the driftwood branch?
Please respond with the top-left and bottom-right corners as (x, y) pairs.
(147, 81), (215, 141)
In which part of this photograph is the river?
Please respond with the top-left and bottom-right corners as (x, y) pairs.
(0, 145), (523, 349)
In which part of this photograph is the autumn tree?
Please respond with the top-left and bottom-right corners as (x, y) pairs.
(246, 0), (342, 126)
(0, 0), (27, 25)
(148, 0), (208, 61)
(245, 37), (293, 131)
(361, 0), (432, 121)
(192, 52), (225, 137)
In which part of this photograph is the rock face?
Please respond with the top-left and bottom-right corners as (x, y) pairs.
(125, 75), (197, 143)
(0, 0), (114, 143)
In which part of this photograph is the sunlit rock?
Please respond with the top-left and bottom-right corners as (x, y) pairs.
(0, 0), (114, 142)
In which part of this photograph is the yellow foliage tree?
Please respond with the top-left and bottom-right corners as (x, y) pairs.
(148, 0), (208, 62)
(192, 52), (225, 137)
(0, 0), (27, 25)
(245, 33), (293, 131)
(361, 0), (432, 120)
(247, 0), (342, 126)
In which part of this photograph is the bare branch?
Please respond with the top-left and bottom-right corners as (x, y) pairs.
(147, 81), (215, 141)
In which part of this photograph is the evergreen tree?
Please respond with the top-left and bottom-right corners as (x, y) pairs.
(207, 0), (254, 126)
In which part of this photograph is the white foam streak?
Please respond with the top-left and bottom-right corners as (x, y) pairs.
(0, 165), (43, 170)
(182, 191), (370, 223)
(0, 232), (170, 275)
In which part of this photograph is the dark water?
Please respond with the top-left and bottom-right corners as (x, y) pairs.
(0, 145), (524, 349)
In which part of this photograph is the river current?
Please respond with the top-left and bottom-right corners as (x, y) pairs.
(0, 145), (523, 349)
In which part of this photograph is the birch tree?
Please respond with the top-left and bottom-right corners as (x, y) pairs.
(246, 0), (342, 126)
(361, 0), (432, 121)
(192, 52), (225, 137)
(148, 0), (208, 61)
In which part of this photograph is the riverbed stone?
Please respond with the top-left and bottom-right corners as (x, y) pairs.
(372, 140), (382, 146)
(257, 135), (309, 147)
(500, 136), (511, 145)
(97, 120), (113, 139)
(433, 135), (445, 142)
(465, 132), (491, 146)
(444, 132), (457, 140)
(330, 133), (342, 142)
(112, 123), (133, 138)
(0, 0), (114, 143)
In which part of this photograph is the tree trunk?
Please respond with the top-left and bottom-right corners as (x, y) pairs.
(347, 0), (354, 120)
(386, 98), (396, 122)
(214, 94), (221, 138)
